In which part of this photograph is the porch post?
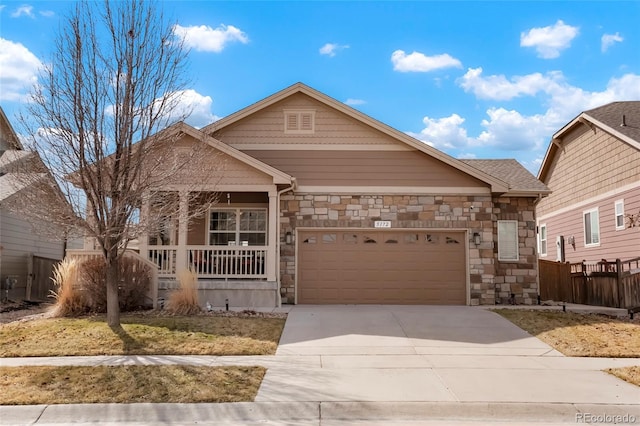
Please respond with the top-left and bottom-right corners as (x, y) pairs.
(176, 190), (189, 273)
(138, 193), (149, 260)
(267, 190), (278, 281)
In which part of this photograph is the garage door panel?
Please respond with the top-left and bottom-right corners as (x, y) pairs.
(298, 230), (467, 305)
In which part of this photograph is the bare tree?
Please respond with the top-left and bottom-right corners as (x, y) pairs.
(13, 0), (217, 327)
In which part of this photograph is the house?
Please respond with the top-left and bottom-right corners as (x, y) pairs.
(536, 101), (640, 265)
(83, 83), (550, 307)
(0, 107), (66, 301)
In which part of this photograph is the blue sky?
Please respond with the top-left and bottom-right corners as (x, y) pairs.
(1, 1), (639, 175)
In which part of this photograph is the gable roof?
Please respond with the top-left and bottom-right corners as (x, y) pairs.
(460, 159), (550, 196)
(0, 107), (23, 151)
(538, 101), (640, 181)
(203, 82), (514, 194)
(162, 122), (294, 186)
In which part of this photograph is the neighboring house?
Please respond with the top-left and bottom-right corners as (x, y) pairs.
(115, 83), (549, 307)
(0, 107), (65, 301)
(536, 101), (640, 264)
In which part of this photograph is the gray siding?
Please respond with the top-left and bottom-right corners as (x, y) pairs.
(0, 209), (64, 298)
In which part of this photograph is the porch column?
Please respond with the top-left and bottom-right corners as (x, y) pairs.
(138, 193), (149, 260)
(267, 190), (278, 281)
(175, 190), (189, 273)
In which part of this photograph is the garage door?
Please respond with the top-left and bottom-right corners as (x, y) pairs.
(298, 230), (467, 304)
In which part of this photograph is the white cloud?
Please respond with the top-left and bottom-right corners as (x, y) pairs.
(476, 108), (552, 151)
(407, 114), (471, 150)
(11, 4), (34, 18)
(344, 98), (366, 106)
(169, 89), (220, 129)
(0, 38), (42, 101)
(520, 20), (578, 59)
(0, 5), (5, 13)
(459, 67), (561, 101)
(601, 32), (623, 52)
(391, 50), (462, 72)
(39, 10), (55, 18)
(320, 43), (349, 57)
(172, 24), (249, 53)
(411, 71), (640, 154)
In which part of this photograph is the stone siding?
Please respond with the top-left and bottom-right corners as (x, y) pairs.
(279, 193), (538, 305)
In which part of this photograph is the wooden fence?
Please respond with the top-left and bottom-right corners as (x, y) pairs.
(539, 257), (640, 309)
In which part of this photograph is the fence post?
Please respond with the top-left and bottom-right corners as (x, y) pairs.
(616, 259), (624, 309)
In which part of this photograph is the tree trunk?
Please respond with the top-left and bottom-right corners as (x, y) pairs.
(105, 256), (121, 327)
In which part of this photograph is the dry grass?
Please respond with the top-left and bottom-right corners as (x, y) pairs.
(495, 310), (640, 357)
(50, 258), (86, 317)
(607, 366), (640, 387)
(0, 365), (265, 405)
(167, 269), (201, 315)
(0, 314), (285, 357)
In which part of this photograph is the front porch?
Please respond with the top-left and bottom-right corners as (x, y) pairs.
(140, 189), (283, 308)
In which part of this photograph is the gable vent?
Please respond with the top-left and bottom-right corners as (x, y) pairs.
(284, 110), (315, 134)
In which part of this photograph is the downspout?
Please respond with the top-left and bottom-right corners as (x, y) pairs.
(275, 178), (296, 307)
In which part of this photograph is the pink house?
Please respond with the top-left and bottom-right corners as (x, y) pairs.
(536, 101), (640, 264)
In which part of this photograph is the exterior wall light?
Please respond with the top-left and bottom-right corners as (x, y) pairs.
(473, 232), (481, 245)
(285, 231), (293, 244)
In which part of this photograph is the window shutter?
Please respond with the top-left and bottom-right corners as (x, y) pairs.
(498, 221), (519, 261)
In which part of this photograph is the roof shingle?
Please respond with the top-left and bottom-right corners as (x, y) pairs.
(459, 159), (550, 193)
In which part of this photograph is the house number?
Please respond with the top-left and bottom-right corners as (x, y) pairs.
(374, 221), (391, 228)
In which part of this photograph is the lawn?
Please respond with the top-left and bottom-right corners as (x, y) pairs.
(0, 313), (286, 357)
(0, 311), (285, 404)
(495, 309), (640, 387)
(0, 365), (265, 405)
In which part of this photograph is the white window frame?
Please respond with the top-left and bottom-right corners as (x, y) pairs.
(615, 200), (625, 230)
(284, 109), (315, 134)
(538, 224), (547, 257)
(583, 207), (600, 247)
(208, 208), (267, 246)
(498, 220), (519, 262)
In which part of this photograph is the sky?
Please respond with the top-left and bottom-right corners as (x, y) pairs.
(1, 1), (639, 175)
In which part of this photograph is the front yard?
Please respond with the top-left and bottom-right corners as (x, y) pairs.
(495, 309), (640, 386)
(0, 309), (285, 404)
(0, 311), (286, 357)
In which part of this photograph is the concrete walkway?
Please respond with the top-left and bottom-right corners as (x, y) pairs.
(2, 305), (640, 425)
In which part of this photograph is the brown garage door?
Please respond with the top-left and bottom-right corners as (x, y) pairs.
(298, 230), (466, 305)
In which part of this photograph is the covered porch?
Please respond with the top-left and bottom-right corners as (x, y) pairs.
(142, 191), (277, 282)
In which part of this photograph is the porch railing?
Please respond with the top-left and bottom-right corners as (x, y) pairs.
(146, 245), (267, 279)
(148, 246), (178, 276)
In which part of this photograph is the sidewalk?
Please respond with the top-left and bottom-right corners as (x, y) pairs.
(2, 305), (639, 424)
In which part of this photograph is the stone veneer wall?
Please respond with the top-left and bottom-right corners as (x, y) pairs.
(493, 197), (538, 305)
(279, 193), (538, 305)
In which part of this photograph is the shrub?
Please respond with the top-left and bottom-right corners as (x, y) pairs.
(79, 257), (152, 312)
(50, 257), (87, 317)
(167, 269), (201, 315)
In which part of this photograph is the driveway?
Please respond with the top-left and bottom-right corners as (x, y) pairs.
(256, 305), (640, 405)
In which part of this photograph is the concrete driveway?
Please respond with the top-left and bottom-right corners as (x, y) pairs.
(256, 305), (640, 406)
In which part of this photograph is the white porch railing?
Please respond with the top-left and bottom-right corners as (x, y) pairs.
(148, 246), (178, 276)
(146, 245), (267, 280)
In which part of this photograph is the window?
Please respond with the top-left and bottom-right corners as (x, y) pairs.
(284, 110), (315, 134)
(209, 209), (266, 246)
(583, 208), (600, 246)
(615, 200), (625, 230)
(538, 224), (547, 256)
(498, 220), (519, 261)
